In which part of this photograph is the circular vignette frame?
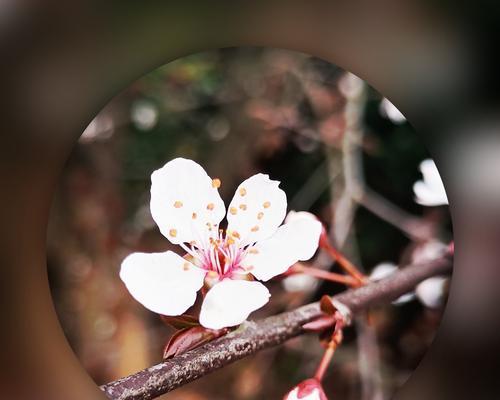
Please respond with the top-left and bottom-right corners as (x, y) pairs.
(1, 1), (496, 400)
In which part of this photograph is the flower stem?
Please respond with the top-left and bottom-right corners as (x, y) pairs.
(293, 264), (360, 287)
(314, 326), (343, 382)
(320, 237), (368, 285)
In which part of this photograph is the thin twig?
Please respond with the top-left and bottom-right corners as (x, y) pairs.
(101, 254), (452, 400)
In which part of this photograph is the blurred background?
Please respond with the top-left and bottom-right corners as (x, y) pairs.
(47, 47), (451, 400)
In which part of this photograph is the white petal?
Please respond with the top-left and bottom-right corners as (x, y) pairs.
(242, 218), (322, 282)
(150, 158), (226, 245)
(284, 210), (319, 224)
(370, 262), (414, 305)
(379, 98), (406, 124)
(227, 173), (287, 246)
(120, 251), (205, 316)
(369, 262), (398, 281)
(413, 159), (448, 206)
(282, 274), (318, 293)
(416, 276), (448, 308)
(199, 279), (270, 329)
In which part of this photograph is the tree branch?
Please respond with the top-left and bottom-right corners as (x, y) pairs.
(101, 255), (452, 400)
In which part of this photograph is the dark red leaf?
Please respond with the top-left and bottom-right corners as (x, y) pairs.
(320, 295), (337, 315)
(163, 326), (229, 359)
(160, 314), (200, 330)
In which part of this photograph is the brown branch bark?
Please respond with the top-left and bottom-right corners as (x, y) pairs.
(101, 255), (452, 400)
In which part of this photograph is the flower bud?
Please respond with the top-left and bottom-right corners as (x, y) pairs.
(283, 378), (328, 400)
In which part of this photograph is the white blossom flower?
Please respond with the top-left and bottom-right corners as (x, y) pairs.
(370, 257), (448, 308)
(120, 158), (322, 329)
(413, 159), (449, 206)
(415, 276), (448, 308)
(379, 98), (406, 124)
(369, 263), (415, 305)
(282, 273), (318, 293)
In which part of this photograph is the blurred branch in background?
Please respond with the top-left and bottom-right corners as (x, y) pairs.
(101, 254), (452, 400)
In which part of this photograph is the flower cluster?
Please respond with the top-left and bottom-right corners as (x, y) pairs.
(120, 158), (322, 329)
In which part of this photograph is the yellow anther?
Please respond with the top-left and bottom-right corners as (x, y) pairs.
(232, 231), (241, 239)
(251, 225), (259, 232)
(207, 203), (215, 210)
(239, 187), (247, 196)
(192, 212), (197, 219)
(230, 207), (238, 215)
(257, 212), (264, 220)
(227, 237), (235, 245)
(169, 229), (177, 237)
(173, 201), (183, 208)
(212, 178), (221, 188)
(239, 204), (247, 210)
(207, 271), (218, 278)
(183, 262), (190, 271)
(249, 248), (259, 254)
(263, 201), (271, 208)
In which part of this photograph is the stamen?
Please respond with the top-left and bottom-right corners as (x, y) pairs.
(212, 178), (221, 188)
(239, 187), (247, 196)
(263, 201), (271, 208)
(207, 203), (215, 210)
(230, 207), (238, 215)
(248, 248), (259, 254)
(251, 226), (259, 232)
(183, 262), (190, 271)
(173, 201), (183, 208)
(169, 229), (177, 237)
(257, 212), (264, 219)
(192, 212), (197, 219)
(239, 204), (247, 210)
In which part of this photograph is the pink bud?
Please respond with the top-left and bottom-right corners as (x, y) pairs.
(283, 379), (328, 400)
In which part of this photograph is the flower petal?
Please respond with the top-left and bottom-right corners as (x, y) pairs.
(370, 262), (415, 305)
(226, 173), (287, 246)
(120, 251), (205, 316)
(416, 276), (448, 308)
(242, 218), (322, 282)
(150, 158), (226, 245)
(199, 279), (270, 329)
(413, 159), (448, 206)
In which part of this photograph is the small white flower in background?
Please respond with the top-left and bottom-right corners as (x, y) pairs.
(379, 98), (406, 124)
(411, 240), (448, 264)
(415, 276), (448, 308)
(120, 158), (322, 329)
(369, 263), (415, 305)
(413, 159), (449, 206)
(131, 99), (159, 131)
(282, 273), (318, 293)
(370, 248), (449, 308)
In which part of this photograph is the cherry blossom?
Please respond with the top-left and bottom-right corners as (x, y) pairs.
(413, 159), (449, 206)
(369, 262), (415, 305)
(283, 379), (328, 400)
(379, 98), (406, 124)
(120, 158), (322, 329)
(370, 241), (449, 308)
